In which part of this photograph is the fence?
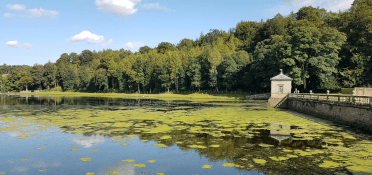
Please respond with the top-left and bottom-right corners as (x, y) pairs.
(289, 93), (372, 107)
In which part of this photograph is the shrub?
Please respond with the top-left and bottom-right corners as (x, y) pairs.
(341, 88), (353, 94)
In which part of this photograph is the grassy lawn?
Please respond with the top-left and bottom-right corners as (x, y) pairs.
(17, 91), (250, 102)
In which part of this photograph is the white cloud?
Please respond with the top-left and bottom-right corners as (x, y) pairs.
(71, 135), (105, 148)
(125, 41), (142, 48)
(11, 166), (29, 173)
(22, 43), (32, 49)
(107, 39), (113, 44)
(96, 162), (135, 175)
(100, 43), (106, 47)
(4, 13), (15, 17)
(326, 0), (353, 12)
(6, 40), (20, 48)
(280, 0), (353, 12)
(28, 8), (59, 17)
(7, 4), (26, 11)
(5, 4), (58, 18)
(31, 161), (61, 168)
(68, 31), (105, 44)
(142, 3), (171, 11)
(95, 0), (141, 17)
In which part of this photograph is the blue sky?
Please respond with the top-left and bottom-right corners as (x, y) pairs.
(1, 0), (354, 66)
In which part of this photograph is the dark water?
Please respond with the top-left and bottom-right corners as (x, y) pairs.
(0, 95), (370, 175)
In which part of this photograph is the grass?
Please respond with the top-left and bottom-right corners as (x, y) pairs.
(17, 91), (249, 102)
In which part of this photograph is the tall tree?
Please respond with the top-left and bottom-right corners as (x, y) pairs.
(44, 61), (56, 89)
(31, 64), (44, 90)
(208, 47), (223, 91)
(139, 46), (152, 54)
(289, 20), (346, 90)
(187, 58), (202, 91)
(157, 42), (176, 54)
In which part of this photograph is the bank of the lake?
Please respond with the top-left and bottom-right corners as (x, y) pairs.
(17, 91), (255, 103)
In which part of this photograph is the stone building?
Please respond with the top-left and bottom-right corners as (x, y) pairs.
(268, 69), (293, 107)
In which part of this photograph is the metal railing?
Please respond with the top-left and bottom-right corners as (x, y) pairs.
(289, 93), (372, 107)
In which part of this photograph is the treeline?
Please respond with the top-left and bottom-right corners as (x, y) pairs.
(1, 0), (371, 93)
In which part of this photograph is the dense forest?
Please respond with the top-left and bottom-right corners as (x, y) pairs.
(1, 0), (371, 93)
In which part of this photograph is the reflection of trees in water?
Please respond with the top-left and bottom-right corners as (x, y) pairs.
(0, 95), (225, 110)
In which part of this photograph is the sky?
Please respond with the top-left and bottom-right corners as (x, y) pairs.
(1, 0), (354, 66)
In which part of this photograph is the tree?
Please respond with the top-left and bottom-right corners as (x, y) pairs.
(157, 42), (176, 54)
(338, 0), (372, 87)
(234, 21), (263, 52)
(17, 76), (33, 91)
(288, 21), (346, 90)
(187, 58), (201, 91)
(221, 56), (238, 91)
(295, 6), (326, 27)
(31, 64), (44, 90)
(231, 50), (251, 69)
(80, 50), (93, 67)
(168, 51), (182, 92)
(139, 46), (152, 54)
(44, 61), (56, 89)
(94, 68), (108, 91)
(260, 13), (290, 40)
(177, 38), (194, 50)
(250, 35), (292, 90)
(208, 47), (223, 91)
(132, 54), (146, 93)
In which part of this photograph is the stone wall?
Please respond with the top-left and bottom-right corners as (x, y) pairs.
(271, 80), (291, 95)
(286, 98), (372, 132)
(354, 87), (372, 96)
(268, 94), (288, 107)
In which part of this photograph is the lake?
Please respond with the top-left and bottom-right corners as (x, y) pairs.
(1, 94), (372, 175)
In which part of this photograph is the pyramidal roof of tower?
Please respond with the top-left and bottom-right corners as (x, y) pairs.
(270, 69), (293, 80)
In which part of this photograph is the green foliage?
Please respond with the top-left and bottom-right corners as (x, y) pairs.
(17, 76), (33, 91)
(157, 42), (176, 54)
(221, 56), (238, 91)
(139, 46), (152, 54)
(318, 75), (341, 91)
(341, 88), (354, 94)
(187, 58), (202, 90)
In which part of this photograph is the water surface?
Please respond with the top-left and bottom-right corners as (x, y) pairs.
(1, 95), (371, 175)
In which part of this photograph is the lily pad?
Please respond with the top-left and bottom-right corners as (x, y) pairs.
(122, 159), (135, 162)
(201, 165), (212, 168)
(253, 159), (267, 165)
(222, 163), (235, 167)
(133, 164), (146, 168)
(79, 158), (91, 161)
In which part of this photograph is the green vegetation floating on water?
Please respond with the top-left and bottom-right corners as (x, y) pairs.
(1, 103), (372, 174)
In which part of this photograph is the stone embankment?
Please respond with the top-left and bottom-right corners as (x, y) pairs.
(276, 93), (372, 132)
